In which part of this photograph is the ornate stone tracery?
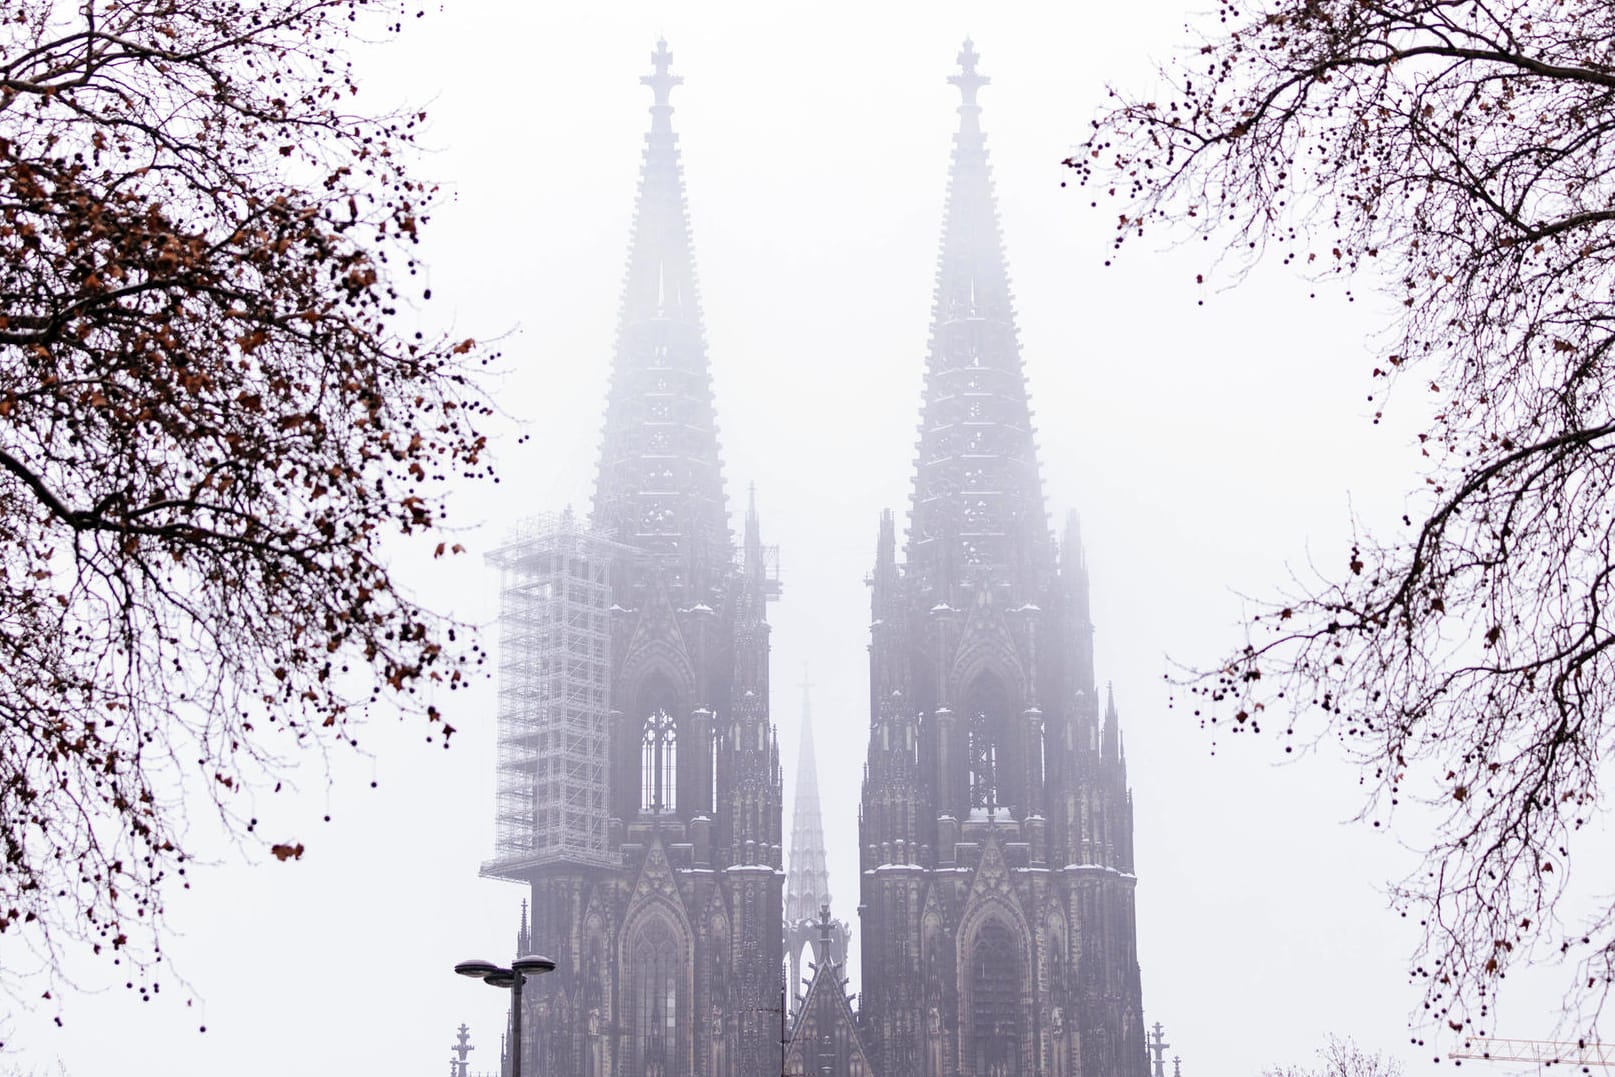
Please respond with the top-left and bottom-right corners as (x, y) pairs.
(479, 38), (782, 1077)
(857, 39), (1149, 1077)
(478, 35), (1149, 1077)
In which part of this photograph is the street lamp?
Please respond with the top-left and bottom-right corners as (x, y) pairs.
(454, 953), (556, 1077)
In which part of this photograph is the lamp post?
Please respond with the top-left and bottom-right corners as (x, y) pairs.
(454, 954), (557, 1077)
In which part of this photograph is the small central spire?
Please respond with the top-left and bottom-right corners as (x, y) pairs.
(949, 38), (990, 108)
(642, 37), (682, 108)
(816, 904), (837, 959)
(786, 674), (831, 923)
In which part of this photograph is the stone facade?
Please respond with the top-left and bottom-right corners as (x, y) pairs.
(485, 40), (784, 1077)
(854, 41), (1148, 1077)
(485, 36), (1149, 1077)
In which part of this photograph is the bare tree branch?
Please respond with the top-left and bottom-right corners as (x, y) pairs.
(0, 0), (493, 1027)
(1082, 0), (1615, 1036)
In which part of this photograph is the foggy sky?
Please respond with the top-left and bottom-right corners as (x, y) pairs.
(4, 2), (1574, 1074)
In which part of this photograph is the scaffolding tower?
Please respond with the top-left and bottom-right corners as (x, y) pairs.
(481, 511), (633, 879)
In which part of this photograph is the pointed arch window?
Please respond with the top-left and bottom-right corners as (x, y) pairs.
(970, 921), (1023, 1077)
(710, 725), (720, 812)
(1047, 929), (1067, 995)
(968, 711), (998, 812)
(642, 709), (677, 813)
(962, 668), (1014, 813)
(633, 921), (680, 1076)
(966, 672), (1010, 814)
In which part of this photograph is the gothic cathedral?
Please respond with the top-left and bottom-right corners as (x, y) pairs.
(853, 41), (1148, 1077)
(481, 38), (1147, 1077)
(481, 40), (784, 1077)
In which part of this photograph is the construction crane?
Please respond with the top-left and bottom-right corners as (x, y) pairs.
(1448, 1037), (1615, 1068)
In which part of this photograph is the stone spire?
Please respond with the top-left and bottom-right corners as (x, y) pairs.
(786, 671), (848, 1018)
(449, 1023), (474, 1077)
(722, 484), (781, 864)
(906, 39), (1049, 602)
(1103, 682), (1121, 761)
(1062, 509), (1102, 761)
(786, 675), (831, 923)
(592, 38), (730, 597)
(855, 43), (1150, 1077)
(862, 510), (923, 861)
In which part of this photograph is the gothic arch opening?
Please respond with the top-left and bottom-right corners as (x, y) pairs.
(964, 670), (1022, 816)
(707, 914), (731, 1010)
(794, 938), (815, 995)
(921, 910), (950, 1077)
(921, 911), (947, 1004)
(580, 921), (609, 1077)
(1046, 915), (1069, 997)
(637, 673), (678, 814)
(625, 913), (688, 1077)
(965, 918), (1027, 1077)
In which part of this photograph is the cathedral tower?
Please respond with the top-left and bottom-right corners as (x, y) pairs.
(483, 40), (784, 1077)
(857, 41), (1148, 1077)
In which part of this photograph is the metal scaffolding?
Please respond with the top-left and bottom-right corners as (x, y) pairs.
(482, 511), (632, 879)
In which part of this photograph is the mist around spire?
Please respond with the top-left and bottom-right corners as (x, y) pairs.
(786, 675), (832, 923)
(592, 39), (730, 593)
(905, 40), (1050, 601)
(480, 43), (787, 1077)
(1063, 510), (1096, 701)
(856, 44), (1148, 1077)
(1103, 682), (1121, 761)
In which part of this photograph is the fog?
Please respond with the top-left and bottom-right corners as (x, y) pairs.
(3, 2), (1572, 1074)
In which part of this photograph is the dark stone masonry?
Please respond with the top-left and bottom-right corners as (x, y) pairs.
(480, 38), (1147, 1077)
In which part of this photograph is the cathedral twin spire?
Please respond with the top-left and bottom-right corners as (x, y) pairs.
(494, 39), (1146, 1077)
(592, 39), (730, 597)
(908, 39), (1051, 602)
(595, 36), (1048, 601)
(592, 27), (1101, 841)
(855, 41), (1147, 1077)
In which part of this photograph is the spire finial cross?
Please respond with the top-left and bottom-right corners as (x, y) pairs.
(642, 38), (682, 107)
(949, 38), (990, 106)
(1148, 1023), (1172, 1077)
(450, 1024), (474, 1077)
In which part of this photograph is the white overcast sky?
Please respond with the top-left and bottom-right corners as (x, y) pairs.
(6, 1), (1599, 1074)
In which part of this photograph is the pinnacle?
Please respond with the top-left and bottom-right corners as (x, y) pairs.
(641, 37), (682, 109)
(949, 37), (990, 107)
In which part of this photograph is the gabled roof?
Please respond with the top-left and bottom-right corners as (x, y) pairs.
(785, 945), (875, 1077)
